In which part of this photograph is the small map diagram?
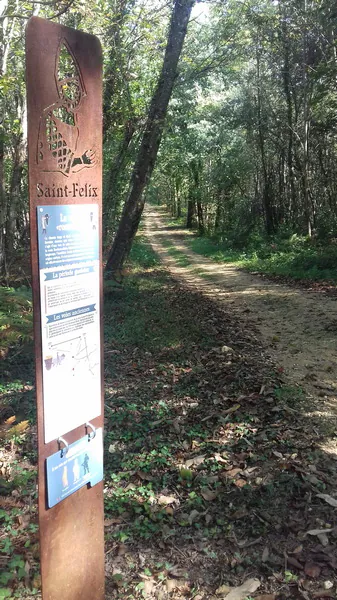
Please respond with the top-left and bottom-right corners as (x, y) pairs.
(44, 332), (99, 377)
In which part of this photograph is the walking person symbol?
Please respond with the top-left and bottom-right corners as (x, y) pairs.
(82, 453), (90, 475)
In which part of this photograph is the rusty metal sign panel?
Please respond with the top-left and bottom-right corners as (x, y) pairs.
(26, 17), (104, 600)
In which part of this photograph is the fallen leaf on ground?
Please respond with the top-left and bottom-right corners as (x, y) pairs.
(214, 452), (228, 464)
(306, 528), (333, 536)
(117, 543), (127, 556)
(222, 404), (240, 415)
(188, 509), (200, 524)
(216, 584), (231, 596)
(104, 517), (123, 526)
(262, 546), (269, 562)
(201, 488), (219, 501)
(166, 579), (187, 593)
(168, 565), (187, 578)
(237, 536), (262, 548)
(234, 479), (247, 488)
(304, 562), (321, 578)
(254, 596), (277, 600)
(17, 514), (30, 529)
(317, 533), (330, 546)
(316, 493), (337, 508)
(166, 579), (177, 593)
(290, 545), (303, 554)
(306, 528), (333, 546)
(312, 591), (335, 598)
(158, 494), (176, 505)
(286, 555), (303, 570)
(143, 579), (155, 596)
(224, 467), (242, 478)
(323, 582), (334, 590)
(137, 471), (154, 481)
(185, 455), (206, 468)
(216, 578), (261, 599)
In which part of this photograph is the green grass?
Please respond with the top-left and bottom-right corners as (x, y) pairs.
(164, 214), (187, 228)
(104, 237), (209, 353)
(162, 243), (192, 267)
(187, 234), (337, 283)
(128, 234), (162, 270)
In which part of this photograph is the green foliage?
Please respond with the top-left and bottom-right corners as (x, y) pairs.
(128, 236), (162, 270)
(0, 287), (33, 356)
(187, 232), (337, 283)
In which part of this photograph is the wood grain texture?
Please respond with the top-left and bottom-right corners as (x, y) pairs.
(26, 17), (104, 600)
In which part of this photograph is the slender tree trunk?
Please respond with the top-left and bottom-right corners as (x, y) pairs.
(103, 118), (136, 240)
(0, 136), (6, 273)
(197, 202), (204, 235)
(5, 96), (27, 258)
(186, 198), (194, 228)
(103, 0), (129, 141)
(256, 49), (274, 235)
(0, 1), (12, 273)
(280, 5), (296, 221)
(214, 191), (221, 233)
(302, 0), (313, 236)
(105, 0), (195, 275)
(176, 177), (182, 217)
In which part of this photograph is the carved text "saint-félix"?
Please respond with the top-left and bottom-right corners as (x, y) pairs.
(37, 182), (98, 199)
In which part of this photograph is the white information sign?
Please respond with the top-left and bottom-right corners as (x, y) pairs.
(37, 204), (101, 443)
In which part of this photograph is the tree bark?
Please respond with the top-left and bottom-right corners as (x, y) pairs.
(5, 95), (27, 259)
(105, 0), (195, 275)
(256, 48), (275, 235)
(197, 201), (204, 235)
(280, 4), (296, 220)
(0, 1), (11, 273)
(103, 118), (136, 240)
(186, 198), (194, 228)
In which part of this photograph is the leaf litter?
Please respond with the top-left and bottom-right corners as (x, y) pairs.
(1, 240), (337, 599)
(102, 257), (337, 599)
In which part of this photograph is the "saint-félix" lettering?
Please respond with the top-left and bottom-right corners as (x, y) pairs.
(37, 182), (98, 198)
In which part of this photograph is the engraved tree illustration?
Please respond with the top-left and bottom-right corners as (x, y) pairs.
(37, 39), (96, 177)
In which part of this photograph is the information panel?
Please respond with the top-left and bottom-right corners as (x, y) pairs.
(46, 429), (103, 508)
(37, 204), (101, 442)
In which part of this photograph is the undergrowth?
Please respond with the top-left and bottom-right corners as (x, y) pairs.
(187, 231), (337, 283)
(1, 235), (337, 599)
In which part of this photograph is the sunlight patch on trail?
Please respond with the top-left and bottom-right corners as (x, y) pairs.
(145, 207), (337, 456)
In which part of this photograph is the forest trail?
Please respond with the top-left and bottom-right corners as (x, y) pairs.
(145, 207), (337, 450)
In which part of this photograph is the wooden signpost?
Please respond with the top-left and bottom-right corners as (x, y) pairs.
(26, 17), (104, 600)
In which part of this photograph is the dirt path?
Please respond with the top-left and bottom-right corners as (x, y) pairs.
(145, 207), (337, 451)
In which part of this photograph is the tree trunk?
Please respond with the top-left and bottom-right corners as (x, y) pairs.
(105, 0), (195, 275)
(186, 198), (194, 228)
(5, 96), (27, 259)
(280, 3), (296, 219)
(176, 177), (182, 218)
(256, 48), (275, 235)
(197, 202), (204, 235)
(0, 136), (6, 273)
(103, 0), (129, 141)
(302, 0), (313, 236)
(103, 118), (136, 240)
(0, 1), (12, 273)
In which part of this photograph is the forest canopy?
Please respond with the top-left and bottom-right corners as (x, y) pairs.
(1, 0), (337, 275)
